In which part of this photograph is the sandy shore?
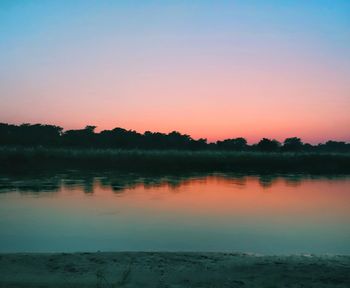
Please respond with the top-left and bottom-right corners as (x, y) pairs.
(0, 252), (349, 287)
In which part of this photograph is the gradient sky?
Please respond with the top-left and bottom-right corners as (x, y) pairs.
(1, 0), (349, 143)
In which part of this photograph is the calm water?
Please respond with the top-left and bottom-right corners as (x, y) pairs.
(0, 172), (349, 254)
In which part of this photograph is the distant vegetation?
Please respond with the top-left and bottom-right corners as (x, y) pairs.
(0, 123), (349, 173)
(1, 147), (350, 173)
(0, 123), (349, 152)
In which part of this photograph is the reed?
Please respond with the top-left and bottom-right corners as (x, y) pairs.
(1, 147), (349, 173)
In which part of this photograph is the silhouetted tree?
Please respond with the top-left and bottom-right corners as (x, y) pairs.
(321, 141), (350, 152)
(216, 137), (247, 151)
(190, 138), (207, 150)
(303, 143), (314, 152)
(0, 123), (63, 146)
(256, 138), (281, 152)
(85, 125), (97, 133)
(62, 125), (97, 147)
(0, 122), (349, 152)
(98, 127), (143, 149)
(282, 137), (304, 151)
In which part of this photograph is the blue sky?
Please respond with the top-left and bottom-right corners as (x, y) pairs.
(1, 0), (349, 142)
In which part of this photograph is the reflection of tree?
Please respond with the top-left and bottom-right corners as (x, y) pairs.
(82, 178), (94, 193)
(284, 175), (302, 187)
(0, 171), (346, 195)
(0, 174), (61, 194)
(258, 175), (277, 188)
(258, 175), (305, 189)
(220, 173), (247, 187)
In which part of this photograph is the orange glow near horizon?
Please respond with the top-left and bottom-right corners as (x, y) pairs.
(1, 1), (349, 143)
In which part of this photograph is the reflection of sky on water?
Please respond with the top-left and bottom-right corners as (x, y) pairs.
(0, 172), (349, 254)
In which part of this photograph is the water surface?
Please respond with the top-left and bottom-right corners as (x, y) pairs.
(0, 172), (349, 254)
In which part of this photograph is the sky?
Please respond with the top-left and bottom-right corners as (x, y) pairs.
(1, 0), (349, 143)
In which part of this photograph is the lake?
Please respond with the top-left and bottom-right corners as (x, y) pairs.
(0, 172), (349, 254)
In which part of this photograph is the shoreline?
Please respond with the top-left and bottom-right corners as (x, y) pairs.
(1, 252), (349, 287)
(1, 147), (350, 173)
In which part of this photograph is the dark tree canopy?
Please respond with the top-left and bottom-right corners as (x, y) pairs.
(0, 123), (63, 146)
(256, 138), (281, 152)
(216, 137), (248, 150)
(0, 122), (349, 152)
(283, 137), (304, 151)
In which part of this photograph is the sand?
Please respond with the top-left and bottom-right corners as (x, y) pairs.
(0, 252), (349, 287)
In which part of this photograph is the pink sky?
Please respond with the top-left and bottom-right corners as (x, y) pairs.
(1, 1), (349, 143)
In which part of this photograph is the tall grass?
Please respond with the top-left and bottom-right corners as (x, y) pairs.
(1, 147), (349, 173)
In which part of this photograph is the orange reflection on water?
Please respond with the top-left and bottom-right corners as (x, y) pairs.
(81, 175), (350, 222)
(2, 174), (350, 253)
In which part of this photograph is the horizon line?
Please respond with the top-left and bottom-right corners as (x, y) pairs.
(1, 121), (349, 146)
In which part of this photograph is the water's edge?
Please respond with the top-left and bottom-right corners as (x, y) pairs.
(1, 252), (349, 287)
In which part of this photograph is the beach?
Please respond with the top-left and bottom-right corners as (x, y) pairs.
(1, 252), (349, 287)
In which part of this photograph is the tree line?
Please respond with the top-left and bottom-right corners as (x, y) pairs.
(0, 123), (349, 152)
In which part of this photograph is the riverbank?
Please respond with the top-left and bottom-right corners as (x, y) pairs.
(0, 252), (349, 287)
(1, 147), (350, 173)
